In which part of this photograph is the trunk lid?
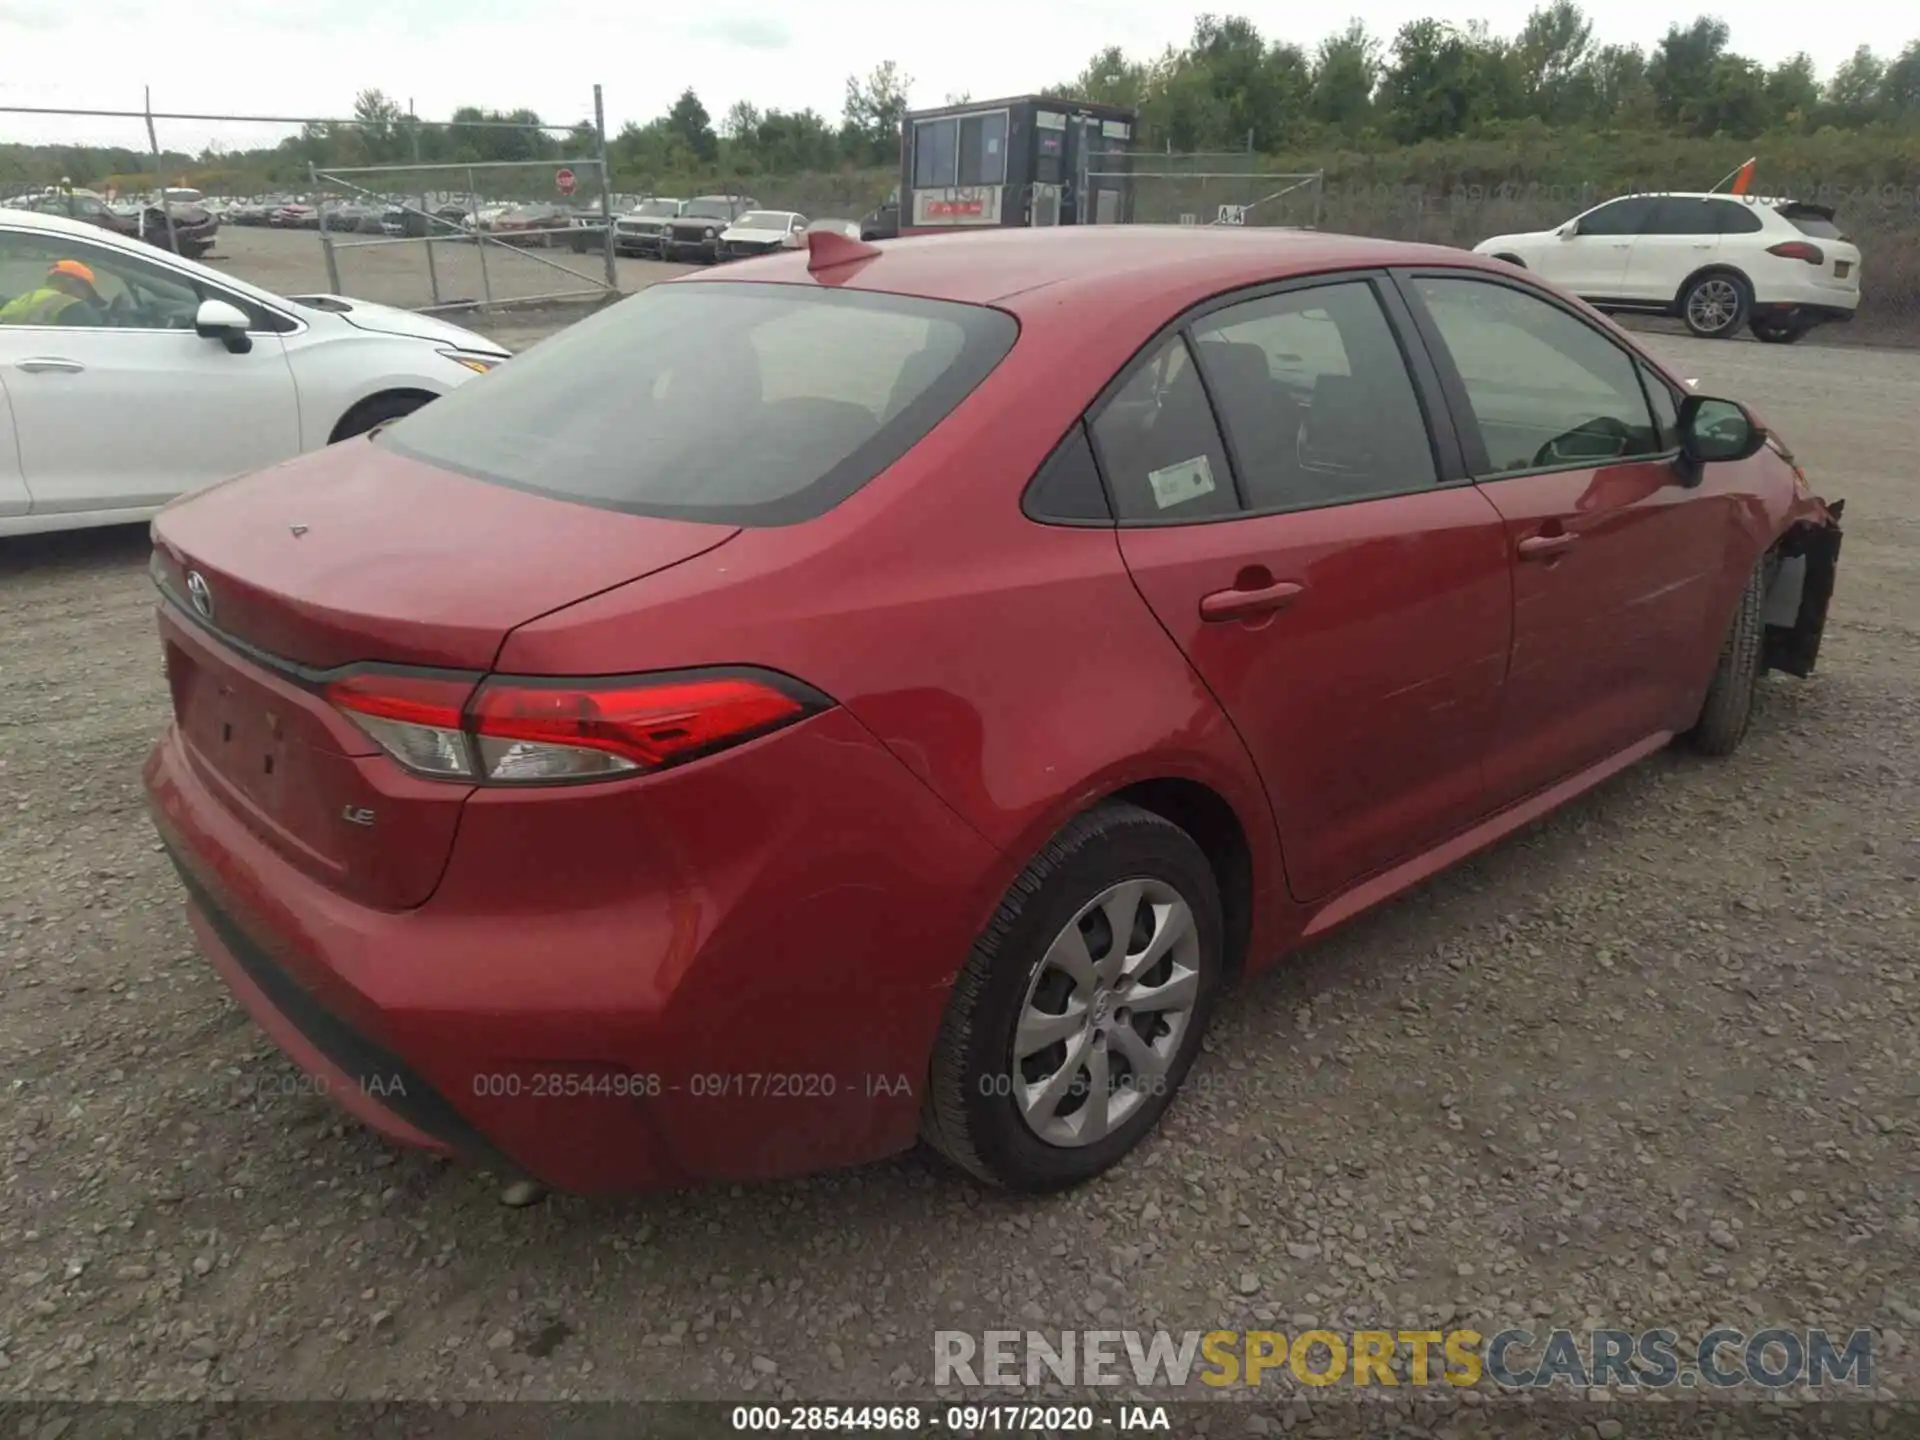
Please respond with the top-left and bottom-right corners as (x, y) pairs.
(151, 440), (738, 671)
(151, 441), (738, 908)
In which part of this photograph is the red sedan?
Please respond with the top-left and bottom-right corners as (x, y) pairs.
(143, 226), (1844, 1195)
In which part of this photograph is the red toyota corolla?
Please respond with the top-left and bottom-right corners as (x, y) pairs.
(144, 226), (1844, 1195)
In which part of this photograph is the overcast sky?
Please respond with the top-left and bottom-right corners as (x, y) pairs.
(0, 0), (1907, 153)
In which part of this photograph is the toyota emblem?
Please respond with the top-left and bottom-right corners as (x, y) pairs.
(185, 571), (213, 621)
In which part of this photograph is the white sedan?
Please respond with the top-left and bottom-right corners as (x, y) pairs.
(0, 208), (509, 538)
(715, 210), (808, 262)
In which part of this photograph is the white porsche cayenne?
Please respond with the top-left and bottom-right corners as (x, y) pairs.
(0, 208), (510, 538)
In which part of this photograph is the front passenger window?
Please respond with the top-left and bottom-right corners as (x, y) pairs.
(1572, 197), (1654, 237)
(1412, 276), (1661, 476)
(0, 230), (201, 330)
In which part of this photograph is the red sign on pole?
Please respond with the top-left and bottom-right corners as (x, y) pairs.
(555, 168), (577, 197)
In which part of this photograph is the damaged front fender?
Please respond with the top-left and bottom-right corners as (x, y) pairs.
(1762, 498), (1845, 679)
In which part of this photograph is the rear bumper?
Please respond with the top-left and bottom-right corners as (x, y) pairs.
(143, 698), (1001, 1194)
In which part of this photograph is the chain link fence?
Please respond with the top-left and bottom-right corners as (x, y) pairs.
(1082, 152), (1326, 228)
(0, 90), (622, 321)
(311, 156), (618, 314)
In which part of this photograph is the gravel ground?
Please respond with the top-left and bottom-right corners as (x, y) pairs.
(0, 333), (1915, 1413)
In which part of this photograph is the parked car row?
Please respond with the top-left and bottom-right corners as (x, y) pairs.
(1475, 191), (1862, 343)
(614, 195), (864, 265)
(1, 188), (220, 259)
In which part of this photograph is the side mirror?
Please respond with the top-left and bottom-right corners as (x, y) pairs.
(1674, 393), (1766, 485)
(194, 297), (253, 354)
(1558, 221), (1578, 239)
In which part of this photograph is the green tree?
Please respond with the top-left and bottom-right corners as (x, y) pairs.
(1697, 54), (1768, 136)
(350, 89), (406, 165)
(721, 101), (762, 141)
(667, 89), (718, 163)
(1378, 19), (1519, 143)
(1584, 43), (1654, 126)
(1310, 20), (1380, 132)
(1824, 45), (1885, 127)
(1057, 45), (1150, 108)
(1648, 17), (1731, 129)
(1765, 53), (1821, 131)
(1883, 40), (1920, 123)
(1515, 1), (1593, 123)
(841, 61), (912, 165)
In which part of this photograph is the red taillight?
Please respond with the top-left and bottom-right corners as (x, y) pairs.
(325, 671), (478, 779)
(1767, 241), (1824, 265)
(325, 671), (472, 730)
(323, 667), (823, 785)
(470, 675), (807, 773)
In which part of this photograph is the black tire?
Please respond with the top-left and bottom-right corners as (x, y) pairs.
(921, 802), (1224, 1192)
(1679, 271), (1751, 339)
(1685, 558), (1768, 756)
(330, 391), (432, 443)
(1750, 315), (1809, 345)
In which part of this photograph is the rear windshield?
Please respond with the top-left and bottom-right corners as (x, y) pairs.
(1777, 204), (1843, 239)
(378, 281), (1018, 526)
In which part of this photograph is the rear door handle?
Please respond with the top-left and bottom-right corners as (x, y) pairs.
(1199, 579), (1306, 622)
(1517, 531), (1579, 560)
(16, 357), (85, 373)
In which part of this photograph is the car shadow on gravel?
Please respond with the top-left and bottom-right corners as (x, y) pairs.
(1, 521), (151, 576)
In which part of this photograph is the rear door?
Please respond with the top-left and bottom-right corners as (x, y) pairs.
(1397, 269), (1726, 809)
(0, 226), (300, 517)
(1105, 275), (1513, 904)
(1622, 197), (1722, 303)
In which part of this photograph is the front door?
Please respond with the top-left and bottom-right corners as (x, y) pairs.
(1400, 270), (1722, 808)
(1545, 195), (1655, 299)
(0, 227), (301, 516)
(1099, 277), (1513, 903)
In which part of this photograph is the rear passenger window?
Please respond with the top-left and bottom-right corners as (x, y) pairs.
(1023, 422), (1111, 523)
(1090, 335), (1238, 522)
(1192, 281), (1436, 511)
(1714, 200), (1764, 234)
(1643, 198), (1720, 235)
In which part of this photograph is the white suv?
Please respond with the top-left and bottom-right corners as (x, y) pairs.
(1474, 193), (1861, 343)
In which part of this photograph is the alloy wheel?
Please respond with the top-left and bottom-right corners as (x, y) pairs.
(1688, 279), (1740, 333)
(1011, 878), (1201, 1148)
